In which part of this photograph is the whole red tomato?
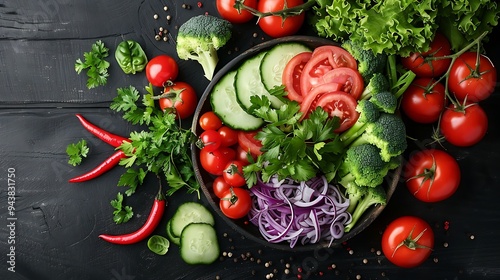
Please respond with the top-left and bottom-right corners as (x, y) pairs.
(199, 111), (223, 131)
(216, 0), (257, 23)
(199, 130), (222, 152)
(257, 0), (305, 38)
(158, 81), (197, 119)
(401, 78), (447, 124)
(219, 187), (252, 219)
(212, 176), (232, 199)
(222, 160), (246, 188)
(404, 149), (460, 202)
(218, 126), (238, 147)
(199, 147), (236, 176)
(401, 33), (452, 78)
(439, 103), (488, 147)
(448, 52), (496, 102)
(146, 55), (179, 87)
(381, 216), (434, 268)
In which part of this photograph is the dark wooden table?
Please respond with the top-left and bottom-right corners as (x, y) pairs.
(1, 1), (499, 279)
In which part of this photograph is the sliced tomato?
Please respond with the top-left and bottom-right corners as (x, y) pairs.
(237, 130), (263, 158)
(315, 91), (360, 133)
(300, 46), (357, 95)
(321, 68), (364, 99)
(299, 82), (342, 120)
(282, 51), (312, 102)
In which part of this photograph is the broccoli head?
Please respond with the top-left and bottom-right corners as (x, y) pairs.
(360, 72), (389, 100)
(370, 91), (397, 114)
(344, 185), (387, 232)
(176, 15), (232, 80)
(339, 99), (380, 145)
(351, 113), (407, 162)
(342, 40), (387, 82)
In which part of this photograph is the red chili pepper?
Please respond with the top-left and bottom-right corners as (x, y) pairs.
(98, 188), (167, 244)
(68, 150), (126, 183)
(75, 114), (130, 147)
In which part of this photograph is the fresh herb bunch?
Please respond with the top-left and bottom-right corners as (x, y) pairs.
(243, 88), (344, 186)
(75, 40), (110, 89)
(110, 84), (200, 197)
(110, 192), (133, 224)
(66, 139), (89, 166)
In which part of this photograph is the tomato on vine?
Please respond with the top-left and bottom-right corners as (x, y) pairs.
(216, 0), (257, 24)
(381, 216), (434, 268)
(401, 33), (452, 78)
(404, 149), (460, 202)
(401, 78), (447, 124)
(257, 0), (305, 38)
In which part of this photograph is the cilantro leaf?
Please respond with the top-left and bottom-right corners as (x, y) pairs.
(110, 192), (133, 224)
(66, 139), (89, 166)
(75, 40), (110, 89)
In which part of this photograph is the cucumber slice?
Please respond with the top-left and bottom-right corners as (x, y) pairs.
(210, 70), (264, 131)
(235, 51), (284, 110)
(260, 42), (312, 91)
(180, 223), (220, 265)
(170, 202), (215, 238)
(165, 219), (180, 246)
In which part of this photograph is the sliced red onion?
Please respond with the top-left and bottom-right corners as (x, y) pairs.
(248, 175), (351, 248)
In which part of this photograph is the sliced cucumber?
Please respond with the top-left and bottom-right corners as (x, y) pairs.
(165, 219), (180, 246)
(210, 70), (264, 131)
(235, 51), (284, 110)
(180, 223), (220, 265)
(261, 42), (312, 91)
(170, 202), (215, 238)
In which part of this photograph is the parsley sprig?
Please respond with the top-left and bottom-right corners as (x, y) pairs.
(111, 84), (200, 197)
(66, 139), (89, 166)
(110, 192), (133, 224)
(75, 40), (110, 89)
(244, 90), (344, 186)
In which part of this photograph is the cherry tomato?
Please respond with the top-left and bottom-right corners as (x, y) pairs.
(216, 0), (257, 24)
(199, 130), (222, 152)
(218, 126), (238, 147)
(321, 67), (364, 100)
(199, 147), (236, 176)
(257, 0), (305, 38)
(219, 187), (252, 219)
(401, 33), (452, 78)
(282, 51), (312, 102)
(299, 82), (342, 120)
(448, 52), (497, 102)
(237, 131), (263, 158)
(158, 81), (197, 119)
(381, 216), (434, 268)
(315, 91), (360, 133)
(236, 145), (252, 165)
(404, 149), (460, 202)
(212, 176), (232, 199)
(439, 103), (488, 147)
(222, 160), (246, 188)
(401, 78), (447, 124)
(146, 55), (179, 87)
(199, 111), (223, 131)
(300, 46), (357, 95)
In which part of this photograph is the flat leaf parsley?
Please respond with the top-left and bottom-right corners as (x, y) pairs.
(111, 84), (200, 197)
(110, 192), (134, 224)
(66, 139), (89, 166)
(75, 40), (110, 89)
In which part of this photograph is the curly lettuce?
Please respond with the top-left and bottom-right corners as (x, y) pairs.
(437, 0), (500, 51)
(311, 0), (500, 56)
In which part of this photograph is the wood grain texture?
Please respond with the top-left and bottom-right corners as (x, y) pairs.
(1, 1), (500, 279)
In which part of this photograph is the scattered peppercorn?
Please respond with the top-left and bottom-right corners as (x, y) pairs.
(197, 1), (203, 8)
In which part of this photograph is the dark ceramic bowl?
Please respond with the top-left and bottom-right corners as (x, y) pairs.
(191, 36), (401, 252)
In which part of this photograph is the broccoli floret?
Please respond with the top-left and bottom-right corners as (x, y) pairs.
(360, 72), (389, 100)
(342, 40), (387, 82)
(340, 99), (380, 146)
(176, 15), (232, 81)
(370, 91), (397, 114)
(344, 185), (386, 233)
(351, 113), (407, 162)
(339, 178), (367, 214)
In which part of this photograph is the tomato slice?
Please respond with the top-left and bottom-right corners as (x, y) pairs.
(237, 130), (263, 157)
(321, 68), (364, 100)
(299, 83), (342, 120)
(282, 51), (312, 102)
(300, 45), (357, 96)
(315, 91), (360, 133)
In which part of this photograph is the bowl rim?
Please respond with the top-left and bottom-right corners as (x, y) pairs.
(191, 35), (401, 252)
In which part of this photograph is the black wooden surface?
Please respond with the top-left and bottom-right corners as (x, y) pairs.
(1, 1), (499, 279)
